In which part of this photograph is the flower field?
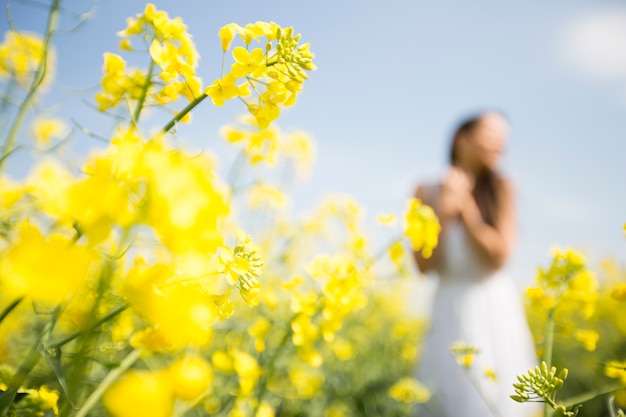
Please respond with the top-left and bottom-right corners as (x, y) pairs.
(0, 2), (624, 417)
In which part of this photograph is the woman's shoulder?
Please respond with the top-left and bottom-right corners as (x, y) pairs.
(494, 173), (516, 196)
(413, 181), (441, 205)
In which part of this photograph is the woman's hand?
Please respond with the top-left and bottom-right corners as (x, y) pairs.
(439, 166), (473, 219)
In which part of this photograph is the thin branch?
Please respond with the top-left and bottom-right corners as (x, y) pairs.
(0, 297), (24, 326)
(71, 118), (109, 143)
(81, 98), (128, 122)
(161, 93), (208, 134)
(0, 0), (61, 172)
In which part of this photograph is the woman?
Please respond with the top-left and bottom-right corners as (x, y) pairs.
(413, 112), (540, 417)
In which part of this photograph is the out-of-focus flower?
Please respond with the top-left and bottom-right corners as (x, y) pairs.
(376, 213), (397, 226)
(574, 329), (599, 352)
(388, 377), (431, 404)
(31, 117), (68, 145)
(0, 221), (96, 304)
(103, 370), (174, 417)
(167, 353), (213, 402)
(527, 247), (598, 317)
(450, 341), (479, 369)
(0, 30), (53, 87)
(611, 283), (626, 301)
(404, 198), (440, 258)
(247, 183), (290, 210)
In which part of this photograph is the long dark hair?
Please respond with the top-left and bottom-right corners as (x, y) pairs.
(449, 113), (506, 227)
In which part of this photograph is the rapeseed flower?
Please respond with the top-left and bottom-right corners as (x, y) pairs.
(388, 377), (431, 404)
(102, 370), (174, 417)
(0, 221), (96, 304)
(403, 198), (440, 258)
(0, 31), (52, 87)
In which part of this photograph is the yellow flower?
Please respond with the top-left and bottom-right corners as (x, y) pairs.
(297, 345), (323, 367)
(204, 73), (245, 106)
(331, 338), (354, 360)
(26, 159), (74, 220)
(483, 367), (497, 381)
(220, 125), (246, 143)
(0, 221), (96, 304)
(450, 341), (479, 369)
(611, 283), (626, 301)
(119, 38), (133, 51)
(217, 246), (251, 286)
(248, 100), (280, 128)
(403, 198), (440, 258)
(219, 23), (241, 51)
(124, 259), (216, 350)
(388, 377), (431, 404)
(0, 175), (23, 210)
(532, 247), (598, 316)
(605, 360), (626, 383)
(37, 385), (59, 415)
(574, 329), (599, 352)
(247, 183), (289, 210)
(388, 241), (405, 268)
(376, 213), (397, 226)
(230, 349), (262, 396)
(167, 354), (213, 402)
(248, 318), (271, 352)
(211, 350), (233, 373)
(288, 365), (324, 399)
(281, 130), (315, 177)
(31, 117), (68, 145)
(291, 313), (319, 346)
(231, 47), (267, 78)
(103, 370), (174, 417)
(257, 402), (275, 417)
(0, 31), (52, 87)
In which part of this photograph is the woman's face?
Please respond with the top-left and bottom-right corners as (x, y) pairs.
(462, 113), (509, 172)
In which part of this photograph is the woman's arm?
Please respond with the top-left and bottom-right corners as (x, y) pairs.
(459, 178), (516, 271)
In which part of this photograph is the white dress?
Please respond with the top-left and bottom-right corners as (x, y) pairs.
(416, 219), (541, 417)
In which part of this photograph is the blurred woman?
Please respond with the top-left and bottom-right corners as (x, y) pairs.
(413, 112), (540, 417)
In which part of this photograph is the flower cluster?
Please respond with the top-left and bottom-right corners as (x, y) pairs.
(102, 353), (213, 417)
(0, 31), (50, 88)
(96, 3), (202, 111)
(511, 362), (579, 416)
(526, 247), (598, 318)
(220, 116), (315, 171)
(388, 377), (431, 404)
(209, 21), (316, 127)
(0, 3), (443, 417)
(403, 198), (440, 259)
(449, 341), (480, 369)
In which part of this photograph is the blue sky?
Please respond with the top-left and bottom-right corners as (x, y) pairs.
(2, 0), (625, 286)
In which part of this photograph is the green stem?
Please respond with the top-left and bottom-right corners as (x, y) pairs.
(161, 93), (207, 134)
(131, 58), (155, 125)
(47, 303), (129, 349)
(0, 79), (16, 116)
(0, 309), (58, 416)
(463, 368), (504, 417)
(0, 0), (60, 173)
(253, 326), (292, 416)
(562, 382), (623, 408)
(74, 348), (142, 417)
(226, 149), (247, 189)
(543, 308), (555, 372)
(608, 395), (617, 417)
(543, 308), (556, 417)
(0, 297), (23, 326)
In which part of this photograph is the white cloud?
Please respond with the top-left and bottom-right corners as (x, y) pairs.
(561, 7), (626, 80)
